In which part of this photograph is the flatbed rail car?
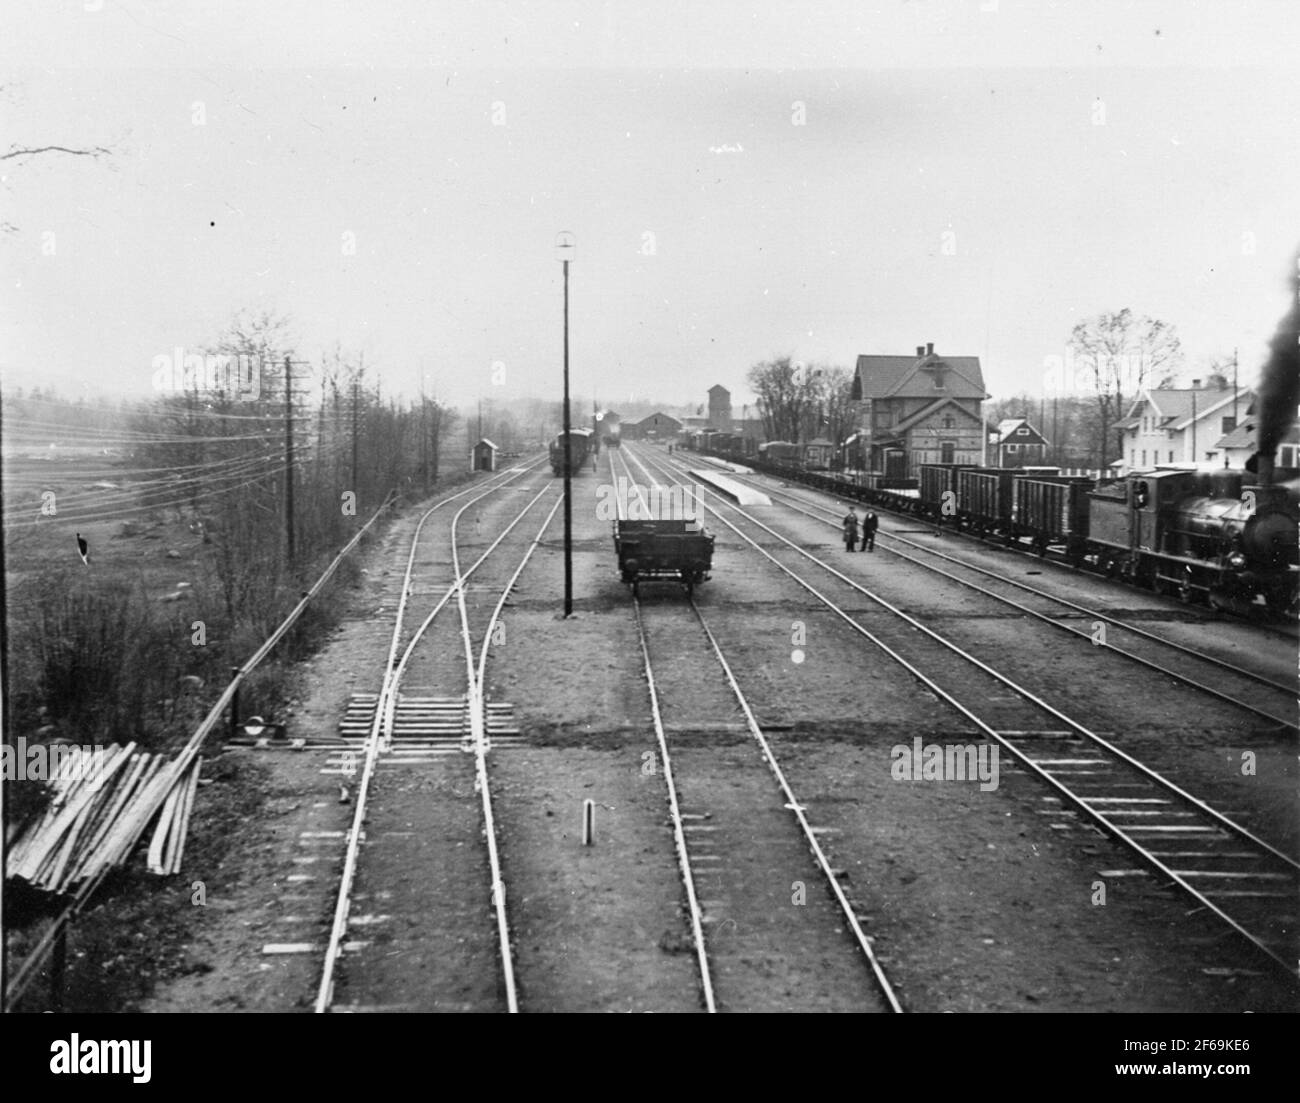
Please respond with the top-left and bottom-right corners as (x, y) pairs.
(614, 518), (715, 597)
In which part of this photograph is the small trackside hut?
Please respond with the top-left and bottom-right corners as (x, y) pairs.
(471, 438), (498, 472)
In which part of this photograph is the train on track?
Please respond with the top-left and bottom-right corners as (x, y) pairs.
(549, 427), (594, 476)
(683, 435), (1299, 616)
(595, 410), (622, 449)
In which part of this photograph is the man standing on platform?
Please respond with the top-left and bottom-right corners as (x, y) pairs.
(842, 507), (859, 552)
(860, 510), (878, 552)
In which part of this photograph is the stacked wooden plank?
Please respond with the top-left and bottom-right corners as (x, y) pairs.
(6, 744), (203, 894)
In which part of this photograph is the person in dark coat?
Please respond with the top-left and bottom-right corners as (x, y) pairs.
(860, 511), (878, 551)
(842, 508), (859, 552)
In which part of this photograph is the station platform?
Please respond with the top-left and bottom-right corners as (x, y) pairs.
(689, 468), (771, 506)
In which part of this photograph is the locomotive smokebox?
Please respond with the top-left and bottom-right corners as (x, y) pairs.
(1243, 482), (1290, 512)
(1240, 482), (1300, 570)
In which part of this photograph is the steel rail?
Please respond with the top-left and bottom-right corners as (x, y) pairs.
(632, 445), (1300, 980)
(448, 482), (566, 1014)
(607, 447), (716, 1011)
(5, 483), (409, 1011)
(616, 446), (904, 1010)
(688, 601), (905, 1012)
(726, 474), (1298, 724)
(647, 446), (1300, 871)
(632, 597), (719, 1013)
(313, 462), (548, 1012)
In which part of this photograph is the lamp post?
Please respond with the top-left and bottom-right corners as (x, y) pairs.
(557, 232), (576, 617)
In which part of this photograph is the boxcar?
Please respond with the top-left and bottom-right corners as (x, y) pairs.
(614, 518), (715, 597)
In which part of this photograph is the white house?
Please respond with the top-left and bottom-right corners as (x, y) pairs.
(1118, 386), (1251, 471)
(1209, 398), (1300, 469)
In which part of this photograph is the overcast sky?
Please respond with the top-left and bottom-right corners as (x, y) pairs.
(3, 1), (1299, 412)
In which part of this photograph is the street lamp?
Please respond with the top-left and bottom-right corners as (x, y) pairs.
(556, 232), (576, 616)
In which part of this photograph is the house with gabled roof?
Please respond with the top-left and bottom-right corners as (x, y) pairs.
(991, 418), (1048, 468)
(1207, 397), (1299, 470)
(623, 411), (682, 440)
(850, 342), (988, 477)
(1120, 385), (1251, 471)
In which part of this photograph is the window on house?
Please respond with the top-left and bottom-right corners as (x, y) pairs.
(940, 442), (955, 463)
(1141, 450), (1146, 465)
(1005, 443), (1018, 453)
(942, 415), (954, 429)
(1016, 426), (1029, 435)
(1130, 448), (1136, 464)
(1168, 451), (1173, 462)
(1221, 416), (1236, 434)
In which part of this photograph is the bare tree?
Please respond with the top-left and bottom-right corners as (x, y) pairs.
(807, 364), (856, 448)
(748, 356), (818, 442)
(1068, 310), (1182, 465)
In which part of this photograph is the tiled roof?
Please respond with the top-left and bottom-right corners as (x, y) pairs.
(1214, 419), (1299, 449)
(1128, 388), (1251, 429)
(853, 351), (986, 400)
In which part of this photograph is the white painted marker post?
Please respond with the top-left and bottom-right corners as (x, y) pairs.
(582, 799), (595, 846)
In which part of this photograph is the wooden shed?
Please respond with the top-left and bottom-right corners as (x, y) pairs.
(472, 438), (498, 472)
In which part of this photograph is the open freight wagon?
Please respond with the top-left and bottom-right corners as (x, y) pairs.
(613, 518), (715, 597)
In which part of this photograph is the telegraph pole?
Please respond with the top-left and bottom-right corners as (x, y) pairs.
(351, 379), (359, 493)
(284, 355), (295, 564)
(557, 232), (576, 617)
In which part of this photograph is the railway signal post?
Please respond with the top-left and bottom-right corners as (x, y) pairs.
(557, 231), (576, 616)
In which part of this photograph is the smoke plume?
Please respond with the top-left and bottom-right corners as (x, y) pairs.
(1250, 254), (1300, 481)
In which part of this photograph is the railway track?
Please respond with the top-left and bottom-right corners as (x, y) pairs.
(314, 459), (560, 1013)
(611, 447), (903, 1012)
(713, 468), (1298, 733)
(630, 444), (1300, 984)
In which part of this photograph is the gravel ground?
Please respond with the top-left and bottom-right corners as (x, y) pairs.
(127, 445), (1298, 1013)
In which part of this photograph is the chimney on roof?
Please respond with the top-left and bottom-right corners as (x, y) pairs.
(1191, 378), (1201, 388)
(926, 342), (934, 356)
(916, 345), (925, 357)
